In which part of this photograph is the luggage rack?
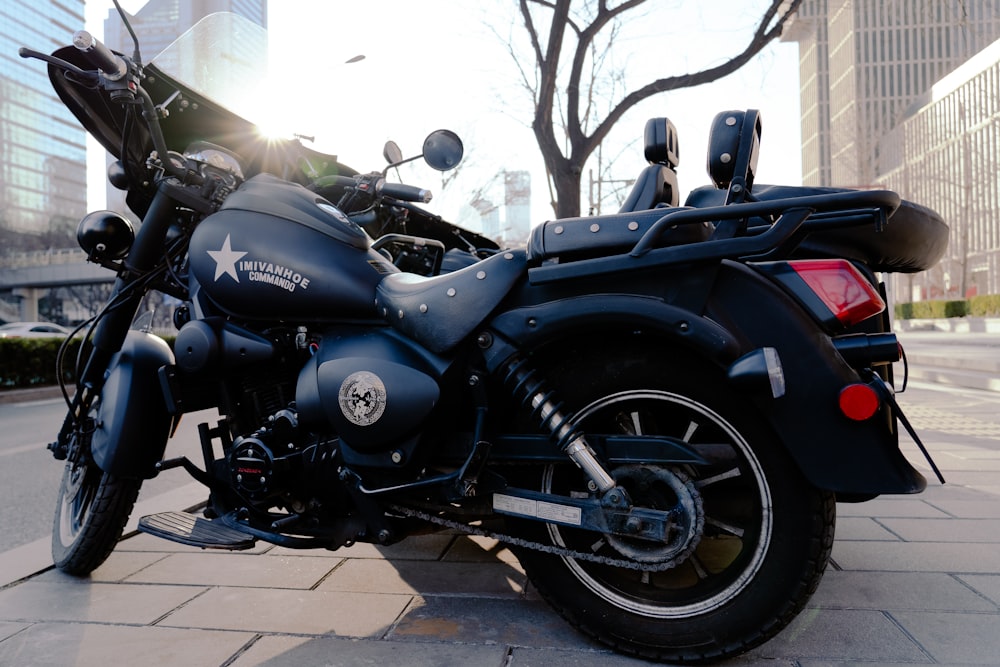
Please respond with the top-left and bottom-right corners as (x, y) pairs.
(528, 189), (901, 285)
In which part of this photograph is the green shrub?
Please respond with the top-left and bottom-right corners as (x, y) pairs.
(0, 337), (83, 388)
(895, 295), (1000, 319)
(943, 299), (968, 318)
(0, 335), (175, 390)
(968, 294), (1000, 317)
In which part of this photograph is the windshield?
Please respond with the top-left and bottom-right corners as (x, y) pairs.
(150, 13), (269, 127)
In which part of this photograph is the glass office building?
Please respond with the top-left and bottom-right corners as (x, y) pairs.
(0, 1), (88, 246)
(784, 0), (1000, 188)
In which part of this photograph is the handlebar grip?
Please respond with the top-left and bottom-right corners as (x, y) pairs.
(379, 182), (433, 203)
(72, 30), (127, 81)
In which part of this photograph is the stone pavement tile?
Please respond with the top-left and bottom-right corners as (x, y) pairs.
(232, 635), (510, 666)
(836, 498), (948, 519)
(33, 550), (168, 584)
(317, 558), (526, 597)
(958, 574), (1000, 606)
(390, 596), (593, 650)
(933, 470), (1000, 487)
(939, 448), (1000, 461)
(508, 646), (667, 665)
(442, 534), (522, 564)
(891, 610), (1000, 664)
(880, 517), (1000, 542)
(834, 517), (901, 541)
(226, 635), (311, 666)
(0, 581), (206, 624)
(831, 540), (1000, 573)
(742, 609), (927, 663)
(918, 483), (999, 501)
(923, 498), (1000, 519)
(269, 533), (456, 561)
(810, 571), (996, 612)
(931, 453), (1000, 471)
(0, 622), (253, 667)
(158, 587), (412, 636)
(0, 622), (28, 642)
(123, 551), (341, 589)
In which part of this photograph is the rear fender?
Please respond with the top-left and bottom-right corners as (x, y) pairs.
(91, 331), (174, 479)
(704, 260), (925, 495)
(483, 262), (924, 496)
(483, 294), (743, 370)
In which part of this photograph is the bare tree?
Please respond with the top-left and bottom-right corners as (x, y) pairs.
(513, 0), (803, 218)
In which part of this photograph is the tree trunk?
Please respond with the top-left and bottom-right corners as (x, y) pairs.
(552, 165), (583, 218)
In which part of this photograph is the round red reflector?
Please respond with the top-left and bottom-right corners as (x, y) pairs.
(839, 384), (880, 421)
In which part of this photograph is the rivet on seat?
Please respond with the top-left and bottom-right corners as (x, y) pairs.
(590, 224), (600, 233)
(720, 153), (732, 164)
(726, 116), (737, 126)
(398, 310), (404, 319)
(628, 221), (639, 231)
(554, 226), (564, 234)
(504, 252), (514, 260)
(419, 304), (428, 313)
(447, 288), (456, 297)
(476, 271), (486, 280)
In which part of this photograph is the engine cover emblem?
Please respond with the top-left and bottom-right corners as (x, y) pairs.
(338, 371), (387, 426)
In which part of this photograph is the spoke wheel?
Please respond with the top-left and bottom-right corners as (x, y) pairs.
(51, 409), (142, 576)
(508, 342), (835, 664)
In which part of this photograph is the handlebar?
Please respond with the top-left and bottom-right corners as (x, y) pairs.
(71, 30), (127, 81)
(316, 174), (432, 204)
(379, 182), (432, 203)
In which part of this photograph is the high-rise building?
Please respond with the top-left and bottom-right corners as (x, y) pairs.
(783, 0), (1000, 188)
(878, 38), (1000, 300)
(1, 1), (88, 247)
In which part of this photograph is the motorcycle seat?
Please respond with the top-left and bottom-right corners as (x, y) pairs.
(527, 207), (713, 265)
(375, 249), (528, 354)
(685, 184), (949, 273)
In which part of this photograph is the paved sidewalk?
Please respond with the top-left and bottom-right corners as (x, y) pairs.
(1, 337), (999, 665)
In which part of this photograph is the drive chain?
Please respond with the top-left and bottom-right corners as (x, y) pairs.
(387, 503), (690, 572)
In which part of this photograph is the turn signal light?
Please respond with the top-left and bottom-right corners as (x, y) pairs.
(838, 383), (880, 421)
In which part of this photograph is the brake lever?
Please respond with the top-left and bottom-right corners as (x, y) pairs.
(17, 47), (99, 83)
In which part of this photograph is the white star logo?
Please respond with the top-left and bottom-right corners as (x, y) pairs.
(207, 234), (247, 282)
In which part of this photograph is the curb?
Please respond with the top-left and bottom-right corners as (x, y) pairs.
(0, 386), (64, 404)
(894, 316), (1000, 333)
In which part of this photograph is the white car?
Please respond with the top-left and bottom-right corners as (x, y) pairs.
(0, 321), (72, 339)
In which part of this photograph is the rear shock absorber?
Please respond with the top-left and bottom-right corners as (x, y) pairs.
(503, 357), (617, 494)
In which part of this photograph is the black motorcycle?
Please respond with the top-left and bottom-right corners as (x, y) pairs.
(21, 9), (948, 664)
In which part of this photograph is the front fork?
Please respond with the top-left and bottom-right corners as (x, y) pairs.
(51, 180), (184, 460)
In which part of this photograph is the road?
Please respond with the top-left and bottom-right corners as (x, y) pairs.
(1, 381), (997, 557)
(0, 397), (213, 554)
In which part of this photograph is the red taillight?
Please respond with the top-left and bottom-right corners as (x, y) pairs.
(838, 383), (880, 421)
(789, 259), (885, 327)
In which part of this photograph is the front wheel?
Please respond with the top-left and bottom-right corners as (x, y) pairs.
(509, 344), (836, 664)
(52, 424), (141, 575)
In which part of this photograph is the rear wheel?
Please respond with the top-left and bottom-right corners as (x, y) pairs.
(51, 407), (142, 576)
(509, 343), (835, 664)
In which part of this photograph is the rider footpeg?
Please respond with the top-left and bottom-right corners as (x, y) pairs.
(138, 511), (256, 550)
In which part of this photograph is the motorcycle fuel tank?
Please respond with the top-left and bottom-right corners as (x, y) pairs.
(189, 174), (398, 320)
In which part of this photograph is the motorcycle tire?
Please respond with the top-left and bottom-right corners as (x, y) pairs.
(508, 339), (835, 664)
(52, 457), (141, 576)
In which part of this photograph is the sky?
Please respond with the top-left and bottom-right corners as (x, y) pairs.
(83, 1), (803, 230)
